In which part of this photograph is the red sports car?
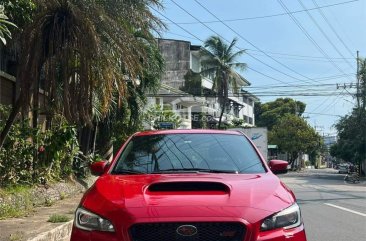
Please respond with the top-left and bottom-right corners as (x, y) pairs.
(70, 129), (307, 241)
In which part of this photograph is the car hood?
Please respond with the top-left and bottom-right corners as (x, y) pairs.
(81, 173), (295, 224)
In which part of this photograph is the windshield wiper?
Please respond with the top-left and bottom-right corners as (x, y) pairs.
(112, 169), (145, 175)
(152, 168), (238, 174)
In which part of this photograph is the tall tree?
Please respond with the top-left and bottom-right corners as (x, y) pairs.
(330, 57), (366, 175)
(270, 114), (321, 167)
(359, 58), (366, 110)
(255, 98), (306, 130)
(331, 109), (366, 169)
(0, 0), (165, 148)
(201, 36), (247, 128)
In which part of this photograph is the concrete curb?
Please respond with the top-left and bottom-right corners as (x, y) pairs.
(27, 221), (73, 241)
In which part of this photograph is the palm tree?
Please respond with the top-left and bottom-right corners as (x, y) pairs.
(0, 4), (17, 45)
(201, 36), (247, 128)
(0, 0), (165, 148)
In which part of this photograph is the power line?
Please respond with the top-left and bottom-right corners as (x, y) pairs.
(245, 82), (356, 89)
(166, 31), (356, 61)
(277, 0), (354, 81)
(175, 0), (359, 25)
(146, 92), (352, 97)
(303, 111), (343, 117)
(319, 89), (346, 113)
(164, 1), (318, 88)
(151, 8), (298, 86)
(247, 52), (353, 62)
(192, 0), (320, 85)
(312, 0), (355, 58)
(296, 0), (354, 68)
(153, 5), (355, 100)
(170, 0), (311, 84)
(246, 49), (355, 60)
(167, 31), (355, 62)
(310, 90), (341, 113)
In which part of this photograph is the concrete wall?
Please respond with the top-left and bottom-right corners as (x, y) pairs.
(158, 39), (190, 89)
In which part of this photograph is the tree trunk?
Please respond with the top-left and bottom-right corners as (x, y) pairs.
(0, 95), (23, 148)
(289, 152), (299, 170)
(218, 72), (228, 129)
(96, 118), (114, 161)
(218, 98), (226, 129)
(32, 79), (39, 128)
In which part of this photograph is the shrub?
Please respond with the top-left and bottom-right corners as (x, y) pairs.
(0, 105), (80, 187)
(48, 214), (71, 223)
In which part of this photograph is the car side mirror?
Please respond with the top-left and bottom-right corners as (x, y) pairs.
(268, 160), (288, 174)
(90, 161), (109, 176)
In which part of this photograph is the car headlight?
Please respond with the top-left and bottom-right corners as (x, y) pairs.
(260, 203), (302, 231)
(75, 207), (115, 232)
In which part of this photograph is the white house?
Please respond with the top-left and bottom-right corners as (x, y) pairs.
(145, 38), (258, 129)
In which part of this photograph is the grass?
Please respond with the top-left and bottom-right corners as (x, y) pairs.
(0, 185), (33, 219)
(9, 231), (24, 241)
(48, 214), (71, 223)
(0, 185), (32, 197)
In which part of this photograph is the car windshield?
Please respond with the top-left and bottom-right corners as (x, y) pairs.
(112, 133), (266, 174)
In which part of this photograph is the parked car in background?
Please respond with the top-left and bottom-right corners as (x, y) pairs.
(71, 129), (307, 241)
(338, 164), (349, 174)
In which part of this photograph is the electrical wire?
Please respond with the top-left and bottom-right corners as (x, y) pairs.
(150, 5), (356, 114)
(151, 6), (307, 86)
(277, 0), (354, 82)
(312, 0), (356, 58)
(175, 0), (359, 25)
(303, 111), (343, 117)
(192, 0), (320, 85)
(166, 30), (355, 62)
(318, 89), (346, 113)
(310, 89), (344, 113)
(296, 0), (354, 68)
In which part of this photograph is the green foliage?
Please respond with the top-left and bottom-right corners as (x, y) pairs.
(231, 118), (244, 127)
(0, 105), (80, 187)
(9, 231), (24, 241)
(331, 108), (366, 165)
(181, 70), (202, 95)
(48, 214), (71, 223)
(0, 4), (17, 45)
(0, 0), (35, 28)
(201, 36), (247, 128)
(144, 105), (182, 130)
(0, 185), (33, 218)
(270, 114), (321, 164)
(255, 98), (306, 130)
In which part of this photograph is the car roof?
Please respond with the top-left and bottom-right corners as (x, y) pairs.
(134, 129), (243, 137)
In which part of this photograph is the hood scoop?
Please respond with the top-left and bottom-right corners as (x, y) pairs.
(147, 181), (230, 193)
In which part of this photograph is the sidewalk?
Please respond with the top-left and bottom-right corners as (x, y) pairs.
(0, 193), (82, 241)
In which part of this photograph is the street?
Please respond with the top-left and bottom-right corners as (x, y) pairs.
(280, 169), (366, 241)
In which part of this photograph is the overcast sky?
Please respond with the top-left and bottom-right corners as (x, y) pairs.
(154, 0), (366, 135)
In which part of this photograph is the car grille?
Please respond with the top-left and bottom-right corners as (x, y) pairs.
(129, 222), (246, 241)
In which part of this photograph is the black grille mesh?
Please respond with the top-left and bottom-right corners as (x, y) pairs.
(130, 222), (245, 241)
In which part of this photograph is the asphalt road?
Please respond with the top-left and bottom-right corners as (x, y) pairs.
(280, 168), (366, 241)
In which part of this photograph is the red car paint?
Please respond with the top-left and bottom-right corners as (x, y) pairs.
(71, 130), (307, 241)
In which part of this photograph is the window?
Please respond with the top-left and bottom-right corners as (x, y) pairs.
(234, 106), (240, 117)
(248, 98), (253, 106)
(242, 96), (248, 104)
(155, 98), (161, 105)
(112, 134), (266, 174)
(243, 115), (250, 123)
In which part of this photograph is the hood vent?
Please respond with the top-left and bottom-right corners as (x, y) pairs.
(148, 181), (230, 193)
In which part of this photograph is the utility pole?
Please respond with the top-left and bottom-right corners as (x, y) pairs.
(357, 51), (360, 106)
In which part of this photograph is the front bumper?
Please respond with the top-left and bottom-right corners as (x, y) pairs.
(70, 219), (307, 241)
